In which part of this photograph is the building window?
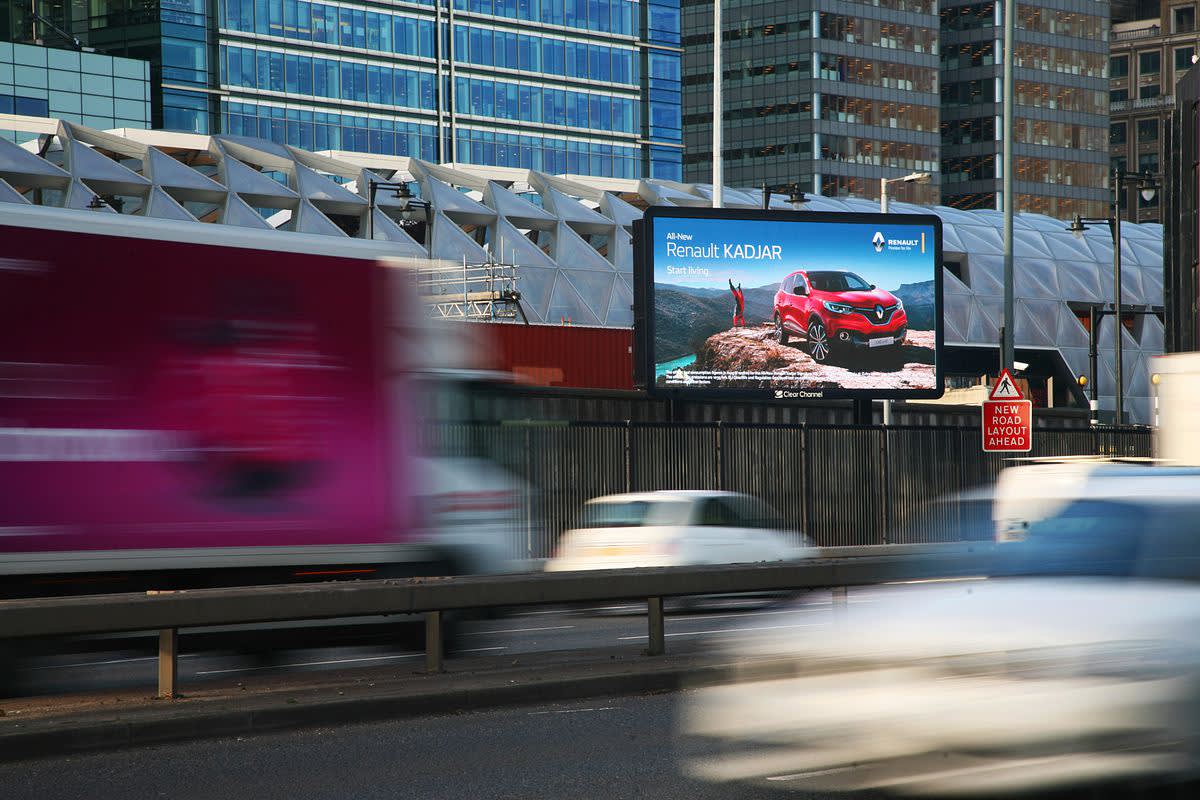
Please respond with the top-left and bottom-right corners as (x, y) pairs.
(1111, 88), (1128, 103)
(1140, 83), (1161, 99)
(1111, 122), (1127, 145)
(1137, 118), (1159, 142)
(1110, 55), (1129, 78)
(1174, 5), (1196, 33)
(1139, 51), (1161, 75)
(1177, 46), (1196, 71)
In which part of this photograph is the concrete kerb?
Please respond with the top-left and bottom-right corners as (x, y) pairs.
(0, 652), (735, 763)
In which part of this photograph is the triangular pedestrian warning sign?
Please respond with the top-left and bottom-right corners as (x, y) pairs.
(989, 368), (1024, 400)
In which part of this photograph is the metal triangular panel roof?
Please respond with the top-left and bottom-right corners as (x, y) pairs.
(421, 176), (496, 225)
(1054, 260), (1104, 303)
(0, 136), (71, 188)
(639, 180), (707, 207)
(1015, 299), (1058, 347)
(967, 295), (1001, 344)
(427, 211), (490, 263)
(144, 147), (226, 199)
(293, 199), (347, 236)
(539, 185), (615, 232)
(491, 216), (559, 269)
(606, 276), (634, 326)
(940, 224), (966, 255)
(220, 192), (275, 229)
(515, 265), (558, 323)
(64, 138), (150, 194)
(546, 273), (601, 326)
(0, 177), (31, 205)
(285, 145), (362, 180)
(63, 179), (113, 211)
(1013, 258), (1059, 300)
(692, 184), (759, 208)
(294, 164), (367, 214)
(609, 227), (634, 272)
(943, 294), (969, 343)
(219, 154), (299, 206)
(560, 268), (617, 323)
(598, 192), (642, 228)
(962, 253), (1004, 295)
(549, 221), (616, 272)
(942, 266), (972, 296)
(483, 181), (557, 228)
(367, 209), (428, 256)
(141, 186), (198, 222)
(1053, 306), (1089, 348)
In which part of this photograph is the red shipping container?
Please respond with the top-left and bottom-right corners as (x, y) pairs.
(475, 323), (634, 390)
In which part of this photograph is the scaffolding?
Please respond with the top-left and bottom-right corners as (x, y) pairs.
(415, 258), (526, 322)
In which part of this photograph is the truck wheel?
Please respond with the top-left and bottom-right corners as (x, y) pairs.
(774, 314), (789, 345)
(807, 320), (832, 363)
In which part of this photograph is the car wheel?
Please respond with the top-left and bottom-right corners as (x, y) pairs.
(774, 314), (789, 345)
(807, 320), (831, 363)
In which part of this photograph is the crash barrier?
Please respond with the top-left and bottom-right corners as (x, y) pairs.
(0, 543), (995, 699)
(422, 422), (1152, 555)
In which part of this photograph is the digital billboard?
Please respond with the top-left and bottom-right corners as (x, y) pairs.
(637, 207), (944, 400)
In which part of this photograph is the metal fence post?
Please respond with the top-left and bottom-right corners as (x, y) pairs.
(716, 420), (724, 490)
(624, 419), (633, 493)
(879, 427), (891, 544)
(425, 611), (443, 673)
(158, 628), (178, 699)
(647, 596), (665, 656)
(801, 425), (811, 540)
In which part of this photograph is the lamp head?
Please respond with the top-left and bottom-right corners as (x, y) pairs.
(1067, 214), (1088, 238)
(1138, 172), (1158, 203)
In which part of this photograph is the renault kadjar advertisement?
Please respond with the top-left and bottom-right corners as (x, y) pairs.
(642, 208), (943, 399)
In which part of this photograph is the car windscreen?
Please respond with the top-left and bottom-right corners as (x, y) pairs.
(579, 500), (692, 528)
(806, 272), (871, 292)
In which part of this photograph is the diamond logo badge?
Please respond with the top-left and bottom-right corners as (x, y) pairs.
(872, 231), (885, 252)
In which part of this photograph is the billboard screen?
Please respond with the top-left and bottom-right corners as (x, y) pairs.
(639, 207), (943, 400)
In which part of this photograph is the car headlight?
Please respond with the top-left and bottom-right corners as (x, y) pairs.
(894, 298), (904, 311)
(822, 301), (853, 314)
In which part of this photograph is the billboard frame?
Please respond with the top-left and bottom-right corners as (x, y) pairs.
(634, 206), (945, 402)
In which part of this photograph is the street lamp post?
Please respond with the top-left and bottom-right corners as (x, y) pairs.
(366, 179), (431, 240)
(762, 183), (807, 210)
(1067, 167), (1158, 425)
(878, 172), (931, 425)
(712, 0), (722, 209)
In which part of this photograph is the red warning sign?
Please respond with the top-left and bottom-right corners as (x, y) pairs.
(983, 369), (1033, 452)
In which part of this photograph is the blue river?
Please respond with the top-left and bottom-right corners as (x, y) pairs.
(655, 353), (697, 379)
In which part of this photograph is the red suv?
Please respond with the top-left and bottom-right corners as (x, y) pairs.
(773, 270), (907, 363)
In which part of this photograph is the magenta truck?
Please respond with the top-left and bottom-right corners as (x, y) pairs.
(0, 204), (522, 598)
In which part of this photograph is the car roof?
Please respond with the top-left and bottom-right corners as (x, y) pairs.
(583, 490), (747, 505)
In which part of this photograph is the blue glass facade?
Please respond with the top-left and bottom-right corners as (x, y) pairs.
(643, 0), (682, 179)
(216, 0), (678, 179)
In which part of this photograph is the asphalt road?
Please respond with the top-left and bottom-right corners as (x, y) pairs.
(0, 692), (845, 800)
(10, 593), (838, 698)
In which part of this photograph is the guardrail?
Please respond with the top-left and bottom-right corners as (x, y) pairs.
(0, 543), (996, 699)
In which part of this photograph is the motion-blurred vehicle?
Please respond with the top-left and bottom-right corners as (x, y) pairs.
(545, 491), (809, 571)
(0, 204), (527, 600)
(992, 459), (1200, 542)
(680, 493), (1200, 796)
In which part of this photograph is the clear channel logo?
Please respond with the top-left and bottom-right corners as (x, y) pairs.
(871, 231), (886, 253)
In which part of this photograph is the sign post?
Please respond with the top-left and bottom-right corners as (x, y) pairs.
(982, 368), (1032, 452)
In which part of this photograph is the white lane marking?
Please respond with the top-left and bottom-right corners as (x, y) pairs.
(617, 622), (823, 641)
(527, 706), (621, 716)
(462, 625), (574, 636)
(32, 654), (200, 670)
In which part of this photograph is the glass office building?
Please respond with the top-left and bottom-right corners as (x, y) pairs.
(0, 41), (151, 142)
(940, 0), (1111, 218)
(4, 0), (682, 180)
(681, 0), (941, 206)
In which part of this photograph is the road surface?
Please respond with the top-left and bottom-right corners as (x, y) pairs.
(0, 692), (845, 800)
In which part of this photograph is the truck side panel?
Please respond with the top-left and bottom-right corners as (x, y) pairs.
(0, 224), (404, 560)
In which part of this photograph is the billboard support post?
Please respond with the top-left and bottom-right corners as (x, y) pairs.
(1001, 0), (1015, 374)
(711, 0), (723, 209)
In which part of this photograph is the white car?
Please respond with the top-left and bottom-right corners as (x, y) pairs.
(545, 491), (809, 571)
(680, 495), (1200, 796)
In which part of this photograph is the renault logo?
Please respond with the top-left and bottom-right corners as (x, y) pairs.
(872, 231), (885, 252)
(875, 304), (885, 321)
